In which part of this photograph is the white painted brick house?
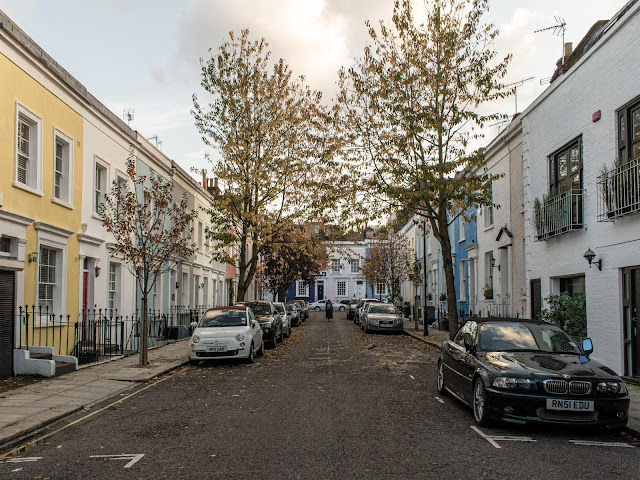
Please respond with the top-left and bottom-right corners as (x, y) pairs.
(522, 0), (640, 377)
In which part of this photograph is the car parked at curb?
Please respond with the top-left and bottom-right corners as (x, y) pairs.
(188, 306), (264, 365)
(285, 302), (301, 326)
(293, 300), (308, 320)
(437, 317), (630, 429)
(354, 298), (381, 326)
(347, 298), (360, 320)
(309, 299), (347, 311)
(361, 303), (403, 333)
(274, 302), (292, 338)
(237, 301), (283, 348)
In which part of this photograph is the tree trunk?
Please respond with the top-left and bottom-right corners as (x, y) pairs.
(140, 294), (149, 366)
(435, 213), (459, 340)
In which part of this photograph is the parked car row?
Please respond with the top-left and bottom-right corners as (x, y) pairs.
(349, 297), (403, 334)
(188, 300), (309, 365)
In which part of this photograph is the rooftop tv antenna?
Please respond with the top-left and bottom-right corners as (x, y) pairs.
(534, 16), (567, 64)
(147, 135), (163, 150)
(123, 108), (135, 125)
(503, 76), (535, 115)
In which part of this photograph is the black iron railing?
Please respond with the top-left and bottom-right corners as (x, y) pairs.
(17, 304), (211, 366)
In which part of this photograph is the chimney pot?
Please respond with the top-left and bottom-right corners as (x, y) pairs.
(564, 42), (573, 58)
(202, 170), (207, 190)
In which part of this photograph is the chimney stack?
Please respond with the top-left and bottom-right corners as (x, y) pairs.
(563, 42), (573, 60)
(202, 169), (208, 190)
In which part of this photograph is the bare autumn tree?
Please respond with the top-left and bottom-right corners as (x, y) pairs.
(361, 231), (419, 304)
(192, 29), (342, 302)
(100, 146), (196, 365)
(338, 0), (510, 338)
(262, 224), (329, 301)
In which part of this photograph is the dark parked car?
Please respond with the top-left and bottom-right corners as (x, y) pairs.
(347, 298), (360, 320)
(437, 318), (630, 429)
(237, 301), (283, 348)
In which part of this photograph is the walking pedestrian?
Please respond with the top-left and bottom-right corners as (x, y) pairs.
(325, 300), (333, 321)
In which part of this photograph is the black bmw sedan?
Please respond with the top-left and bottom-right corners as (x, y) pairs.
(437, 318), (630, 428)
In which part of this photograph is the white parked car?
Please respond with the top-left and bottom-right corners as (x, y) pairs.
(274, 302), (292, 338)
(308, 299), (347, 311)
(189, 306), (264, 365)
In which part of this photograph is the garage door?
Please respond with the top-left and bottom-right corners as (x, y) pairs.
(0, 270), (15, 379)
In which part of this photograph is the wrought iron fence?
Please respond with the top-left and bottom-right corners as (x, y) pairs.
(534, 189), (583, 241)
(17, 304), (211, 366)
(597, 157), (640, 221)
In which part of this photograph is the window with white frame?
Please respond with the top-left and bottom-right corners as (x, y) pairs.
(483, 184), (494, 228)
(459, 260), (466, 301)
(116, 176), (127, 219)
(198, 221), (203, 252)
(38, 246), (57, 312)
(350, 258), (360, 273)
(297, 280), (309, 297)
(459, 215), (465, 242)
(94, 160), (107, 214)
(337, 280), (347, 297)
(331, 259), (341, 273)
(15, 104), (42, 192)
(108, 263), (121, 312)
(376, 282), (386, 295)
(53, 130), (73, 205)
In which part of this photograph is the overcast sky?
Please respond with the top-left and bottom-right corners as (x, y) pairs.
(0, 0), (625, 178)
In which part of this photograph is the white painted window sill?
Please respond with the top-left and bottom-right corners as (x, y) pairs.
(51, 197), (74, 210)
(13, 181), (43, 197)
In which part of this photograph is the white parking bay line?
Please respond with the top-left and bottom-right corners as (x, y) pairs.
(569, 440), (633, 448)
(0, 457), (42, 464)
(434, 396), (445, 404)
(471, 426), (536, 449)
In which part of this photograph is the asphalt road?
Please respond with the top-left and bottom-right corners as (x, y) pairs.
(1, 311), (639, 479)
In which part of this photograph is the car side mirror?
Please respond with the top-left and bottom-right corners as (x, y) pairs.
(190, 322), (198, 329)
(582, 338), (593, 357)
(463, 333), (475, 354)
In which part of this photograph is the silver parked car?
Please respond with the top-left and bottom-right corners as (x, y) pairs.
(361, 303), (403, 333)
(285, 301), (301, 326)
(274, 302), (292, 338)
(354, 298), (381, 326)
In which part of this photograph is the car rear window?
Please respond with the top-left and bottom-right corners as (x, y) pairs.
(249, 303), (272, 316)
(369, 304), (396, 314)
(201, 310), (247, 327)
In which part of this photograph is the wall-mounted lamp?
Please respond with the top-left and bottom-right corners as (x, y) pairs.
(490, 257), (500, 271)
(95, 266), (101, 277)
(28, 252), (38, 263)
(175, 282), (179, 289)
(583, 248), (602, 271)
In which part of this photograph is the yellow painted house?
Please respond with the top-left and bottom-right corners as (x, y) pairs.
(0, 12), (83, 376)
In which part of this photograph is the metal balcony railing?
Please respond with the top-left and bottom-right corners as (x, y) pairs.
(534, 189), (583, 241)
(597, 157), (640, 221)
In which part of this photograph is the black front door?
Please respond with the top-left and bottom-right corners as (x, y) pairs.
(623, 268), (640, 377)
(0, 270), (15, 380)
(531, 279), (541, 321)
(317, 281), (324, 300)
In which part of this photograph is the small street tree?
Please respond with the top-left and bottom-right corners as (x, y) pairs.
(361, 231), (418, 304)
(100, 146), (196, 366)
(192, 29), (342, 302)
(262, 224), (329, 301)
(338, 0), (510, 338)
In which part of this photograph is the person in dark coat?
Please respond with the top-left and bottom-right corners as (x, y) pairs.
(325, 300), (333, 320)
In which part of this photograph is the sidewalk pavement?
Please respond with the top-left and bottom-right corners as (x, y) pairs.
(0, 339), (189, 448)
(401, 318), (640, 437)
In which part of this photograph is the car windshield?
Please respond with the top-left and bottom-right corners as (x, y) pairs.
(249, 303), (272, 316)
(350, 299), (360, 306)
(200, 310), (247, 327)
(285, 304), (296, 312)
(477, 322), (581, 354)
(369, 304), (396, 314)
(274, 304), (285, 314)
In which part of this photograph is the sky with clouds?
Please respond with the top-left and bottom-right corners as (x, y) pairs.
(0, 0), (625, 178)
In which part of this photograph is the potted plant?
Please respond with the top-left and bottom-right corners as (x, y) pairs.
(482, 284), (493, 300)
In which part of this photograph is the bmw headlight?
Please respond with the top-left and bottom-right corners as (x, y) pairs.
(598, 381), (626, 394)
(235, 333), (245, 342)
(192, 335), (200, 344)
(492, 377), (537, 391)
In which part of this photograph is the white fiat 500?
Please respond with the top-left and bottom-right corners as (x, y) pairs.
(189, 306), (264, 365)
